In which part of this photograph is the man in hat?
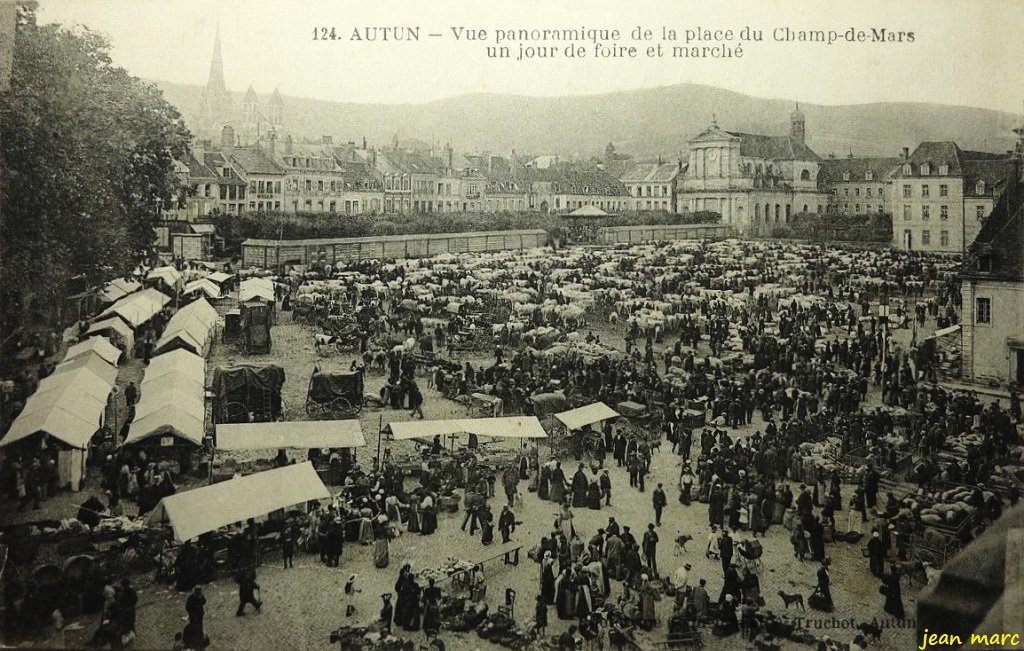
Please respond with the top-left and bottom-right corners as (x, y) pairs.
(652, 483), (668, 527)
(600, 469), (612, 506)
(867, 530), (885, 577)
(642, 524), (660, 577)
(235, 569), (262, 616)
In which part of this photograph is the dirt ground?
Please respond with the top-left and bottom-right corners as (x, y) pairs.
(8, 281), (935, 651)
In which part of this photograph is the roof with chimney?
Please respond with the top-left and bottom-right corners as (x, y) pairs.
(228, 147), (284, 176)
(817, 157), (900, 186)
(180, 153), (218, 181)
(523, 164), (628, 196)
(963, 177), (1024, 282)
(377, 149), (443, 175)
(892, 142), (1008, 179)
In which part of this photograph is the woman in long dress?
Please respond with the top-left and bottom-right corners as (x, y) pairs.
(881, 566), (904, 618)
(373, 518), (390, 569)
(554, 568), (575, 620)
(810, 560), (833, 612)
(538, 463), (551, 501)
(420, 495), (437, 536)
(558, 503), (575, 540)
(549, 463), (567, 504)
(540, 552), (557, 604)
(406, 498), (421, 534)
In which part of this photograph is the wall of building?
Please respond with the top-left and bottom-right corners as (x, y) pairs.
(242, 230), (548, 268)
(597, 224), (732, 244)
(891, 177), (994, 253)
(961, 279), (1024, 384)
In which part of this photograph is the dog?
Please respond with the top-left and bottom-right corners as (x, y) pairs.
(857, 620), (882, 642)
(777, 590), (805, 611)
(674, 534), (694, 555)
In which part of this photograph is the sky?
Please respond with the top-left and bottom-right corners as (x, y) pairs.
(36, 0), (1024, 113)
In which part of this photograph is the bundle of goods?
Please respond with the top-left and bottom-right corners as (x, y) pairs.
(476, 610), (536, 648)
(443, 600), (489, 632)
(328, 626), (411, 651)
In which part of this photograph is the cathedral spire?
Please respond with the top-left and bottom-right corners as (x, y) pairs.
(199, 27), (232, 135)
(207, 26), (227, 95)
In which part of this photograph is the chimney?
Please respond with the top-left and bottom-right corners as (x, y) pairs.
(446, 142), (453, 171)
(285, 135), (293, 155)
(221, 125), (235, 149)
(267, 132), (276, 157)
(322, 135), (332, 145)
(363, 136), (367, 149)
(370, 148), (377, 167)
(902, 147), (910, 160)
(193, 138), (206, 164)
(677, 158), (683, 172)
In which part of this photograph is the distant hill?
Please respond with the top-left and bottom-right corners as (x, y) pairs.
(152, 80), (1020, 160)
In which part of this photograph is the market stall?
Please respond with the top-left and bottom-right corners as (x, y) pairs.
(146, 461), (330, 542)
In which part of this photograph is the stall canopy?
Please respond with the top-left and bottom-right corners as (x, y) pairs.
(388, 416), (547, 441)
(146, 461), (329, 542)
(153, 298), (218, 357)
(64, 336), (122, 367)
(96, 288), (170, 329)
(207, 271), (234, 285)
(86, 318), (136, 354)
(183, 278), (222, 300)
(124, 349), (206, 447)
(216, 420), (365, 451)
(52, 352), (119, 386)
(99, 277), (142, 304)
(554, 402), (620, 430)
(147, 266), (184, 293)
(0, 368), (113, 449)
(239, 277), (275, 303)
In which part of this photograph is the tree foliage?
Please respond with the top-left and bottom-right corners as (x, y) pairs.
(0, 13), (191, 331)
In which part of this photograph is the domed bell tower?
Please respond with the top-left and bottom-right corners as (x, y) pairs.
(791, 103), (806, 145)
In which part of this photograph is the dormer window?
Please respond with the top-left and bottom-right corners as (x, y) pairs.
(903, 163), (912, 175)
(865, 171), (873, 181)
(976, 181), (986, 194)
(978, 255), (993, 272)
(938, 164), (948, 176)
(920, 163), (930, 175)
(842, 171), (851, 181)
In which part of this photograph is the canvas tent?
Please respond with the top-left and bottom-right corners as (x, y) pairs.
(96, 288), (170, 329)
(207, 271), (234, 286)
(52, 352), (118, 386)
(183, 278), (222, 300)
(146, 266), (184, 294)
(387, 416), (547, 441)
(216, 420), (365, 451)
(554, 402), (620, 430)
(0, 366), (114, 490)
(64, 336), (122, 367)
(153, 298), (218, 357)
(86, 318), (136, 355)
(239, 277), (275, 303)
(99, 277), (142, 304)
(124, 349), (206, 447)
(146, 461), (329, 542)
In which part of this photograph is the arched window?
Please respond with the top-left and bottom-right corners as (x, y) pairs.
(801, 169), (811, 181)
(976, 181), (986, 194)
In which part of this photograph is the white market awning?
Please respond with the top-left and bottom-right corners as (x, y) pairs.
(387, 416), (546, 441)
(64, 336), (122, 367)
(216, 420), (365, 451)
(146, 462), (329, 541)
(554, 402), (620, 430)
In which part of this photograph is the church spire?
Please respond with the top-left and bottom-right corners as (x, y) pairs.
(207, 26), (227, 95)
(199, 27), (232, 136)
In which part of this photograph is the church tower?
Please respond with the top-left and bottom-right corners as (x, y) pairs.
(268, 88), (284, 127)
(790, 103), (806, 145)
(198, 28), (232, 136)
